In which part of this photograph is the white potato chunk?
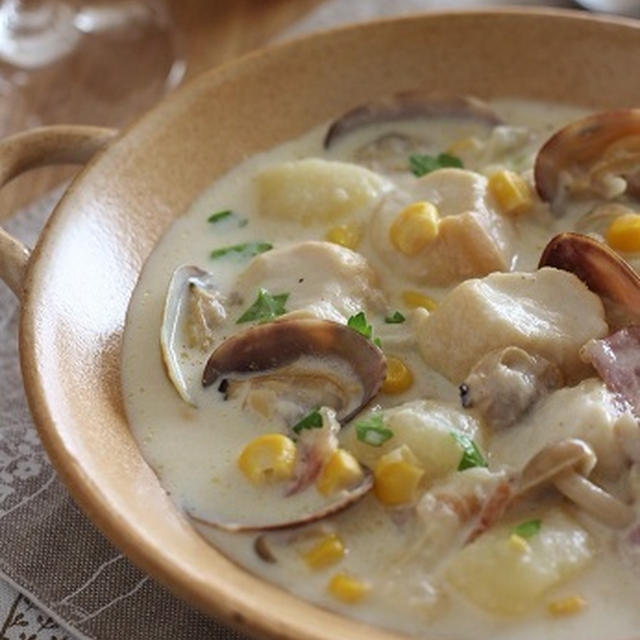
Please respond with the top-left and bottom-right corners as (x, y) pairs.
(256, 158), (391, 224)
(417, 267), (608, 383)
(371, 168), (515, 285)
(342, 400), (480, 482)
(446, 509), (593, 615)
(490, 378), (632, 479)
(236, 241), (385, 323)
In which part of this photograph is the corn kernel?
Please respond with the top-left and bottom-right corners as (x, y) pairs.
(389, 201), (440, 256)
(402, 290), (439, 311)
(548, 595), (587, 617)
(374, 445), (425, 506)
(303, 534), (346, 569)
(447, 136), (482, 156)
(238, 434), (297, 485)
(326, 223), (361, 250)
(328, 572), (371, 603)
(606, 213), (640, 252)
(316, 449), (364, 496)
(508, 533), (531, 554)
(489, 170), (533, 216)
(381, 356), (414, 394)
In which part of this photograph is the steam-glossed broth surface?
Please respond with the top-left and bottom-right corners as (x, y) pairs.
(122, 98), (640, 639)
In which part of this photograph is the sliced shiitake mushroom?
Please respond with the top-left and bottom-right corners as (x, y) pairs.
(534, 109), (640, 209)
(202, 317), (387, 423)
(161, 265), (225, 406)
(539, 232), (640, 316)
(323, 91), (502, 149)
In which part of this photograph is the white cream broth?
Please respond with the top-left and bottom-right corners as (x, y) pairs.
(122, 98), (640, 639)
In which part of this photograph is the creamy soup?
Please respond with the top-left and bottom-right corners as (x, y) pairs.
(122, 96), (640, 639)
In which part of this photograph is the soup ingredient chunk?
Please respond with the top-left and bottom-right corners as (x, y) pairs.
(372, 168), (515, 285)
(237, 241), (385, 323)
(256, 158), (391, 225)
(343, 400), (480, 481)
(417, 267), (608, 382)
(491, 379), (632, 480)
(446, 510), (593, 615)
(460, 346), (563, 430)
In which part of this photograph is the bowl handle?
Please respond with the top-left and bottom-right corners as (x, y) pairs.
(0, 125), (117, 298)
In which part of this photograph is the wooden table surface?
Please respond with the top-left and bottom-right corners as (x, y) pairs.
(0, 0), (323, 220)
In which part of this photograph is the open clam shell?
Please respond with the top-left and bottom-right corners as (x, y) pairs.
(539, 232), (640, 315)
(202, 317), (387, 423)
(534, 109), (640, 207)
(161, 265), (223, 406)
(188, 469), (374, 533)
(323, 91), (502, 148)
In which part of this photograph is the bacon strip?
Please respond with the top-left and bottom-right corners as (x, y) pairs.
(581, 325), (640, 416)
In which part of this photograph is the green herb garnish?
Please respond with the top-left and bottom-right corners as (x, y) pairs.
(450, 431), (488, 471)
(347, 311), (373, 338)
(210, 242), (272, 260)
(236, 288), (289, 324)
(207, 209), (233, 223)
(292, 409), (323, 434)
(384, 311), (406, 324)
(513, 519), (542, 538)
(355, 414), (394, 447)
(409, 152), (463, 177)
(347, 311), (382, 348)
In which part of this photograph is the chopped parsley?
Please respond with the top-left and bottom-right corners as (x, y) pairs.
(355, 414), (394, 447)
(450, 431), (488, 471)
(347, 311), (382, 348)
(409, 152), (463, 177)
(513, 519), (542, 538)
(384, 311), (406, 324)
(210, 242), (272, 260)
(236, 288), (289, 324)
(207, 209), (233, 223)
(292, 409), (323, 434)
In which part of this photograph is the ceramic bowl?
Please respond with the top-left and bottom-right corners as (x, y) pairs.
(2, 8), (640, 640)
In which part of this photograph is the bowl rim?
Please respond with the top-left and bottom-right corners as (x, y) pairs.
(17, 7), (640, 640)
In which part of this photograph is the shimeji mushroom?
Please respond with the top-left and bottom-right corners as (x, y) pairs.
(518, 438), (634, 529)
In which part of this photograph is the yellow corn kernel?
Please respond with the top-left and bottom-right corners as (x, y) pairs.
(326, 223), (361, 250)
(316, 449), (364, 496)
(381, 356), (414, 394)
(402, 290), (439, 311)
(606, 213), (640, 252)
(508, 533), (531, 554)
(374, 445), (425, 506)
(389, 201), (440, 256)
(447, 136), (482, 156)
(328, 572), (371, 604)
(303, 534), (346, 569)
(489, 170), (533, 216)
(237, 434), (297, 486)
(548, 595), (587, 617)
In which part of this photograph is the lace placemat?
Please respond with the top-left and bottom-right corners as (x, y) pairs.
(0, 1), (577, 638)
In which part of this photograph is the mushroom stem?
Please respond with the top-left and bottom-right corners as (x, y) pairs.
(553, 470), (634, 529)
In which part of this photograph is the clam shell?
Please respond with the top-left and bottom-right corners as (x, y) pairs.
(161, 265), (221, 406)
(323, 91), (502, 148)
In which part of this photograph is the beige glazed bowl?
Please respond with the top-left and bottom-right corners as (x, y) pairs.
(2, 8), (640, 640)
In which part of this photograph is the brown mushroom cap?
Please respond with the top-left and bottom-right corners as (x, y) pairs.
(323, 91), (502, 149)
(518, 438), (633, 529)
(539, 232), (640, 316)
(534, 109), (640, 206)
(202, 317), (387, 423)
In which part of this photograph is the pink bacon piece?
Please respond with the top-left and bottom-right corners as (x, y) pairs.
(581, 325), (640, 417)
